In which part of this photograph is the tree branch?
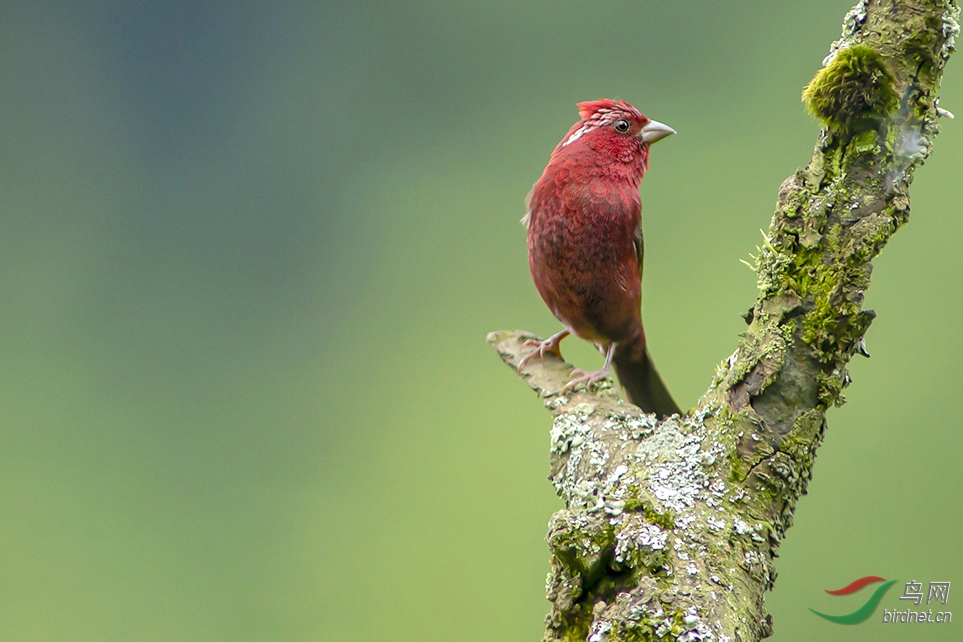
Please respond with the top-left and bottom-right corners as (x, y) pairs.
(488, 1), (960, 640)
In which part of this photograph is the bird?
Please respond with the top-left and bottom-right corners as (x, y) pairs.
(519, 98), (681, 417)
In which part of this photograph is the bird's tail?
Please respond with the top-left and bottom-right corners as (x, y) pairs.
(613, 350), (681, 417)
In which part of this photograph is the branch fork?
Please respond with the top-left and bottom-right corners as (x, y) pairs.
(489, 1), (959, 639)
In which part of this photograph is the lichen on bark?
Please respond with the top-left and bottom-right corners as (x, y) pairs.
(489, 1), (959, 640)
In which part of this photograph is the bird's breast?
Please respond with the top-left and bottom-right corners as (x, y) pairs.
(527, 176), (642, 343)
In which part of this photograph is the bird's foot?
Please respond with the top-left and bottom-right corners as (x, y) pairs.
(562, 365), (613, 394)
(518, 330), (570, 369)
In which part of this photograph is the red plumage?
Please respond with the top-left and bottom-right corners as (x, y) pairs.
(520, 99), (680, 416)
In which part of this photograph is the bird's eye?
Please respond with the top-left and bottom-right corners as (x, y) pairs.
(613, 119), (630, 133)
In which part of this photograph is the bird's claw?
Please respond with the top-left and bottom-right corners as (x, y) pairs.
(518, 340), (560, 368)
(562, 367), (612, 394)
(518, 332), (568, 369)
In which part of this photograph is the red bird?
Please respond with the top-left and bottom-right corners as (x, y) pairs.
(519, 99), (680, 417)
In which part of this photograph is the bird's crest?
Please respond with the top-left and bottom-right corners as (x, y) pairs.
(576, 99), (644, 124)
(559, 99), (649, 148)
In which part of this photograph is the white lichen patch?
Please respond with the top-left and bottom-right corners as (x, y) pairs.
(587, 620), (612, 642)
(550, 410), (592, 455)
(678, 621), (714, 641)
(644, 422), (726, 514)
(609, 464), (628, 482)
(604, 500), (625, 517)
(675, 513), (697, 529)
(708, 349), (743, 391)
(741, 550), (771, 583)
(732, 519), (768, 543)
(612, 413), (659, 440)
(550, 411), (610, 507)
(549, 410), (647, 517)
(543, 388), (757, 641)
(898, 124), (930, 162)
(676, 607), (714, 641)
(615, 516), (668, 562)
(942, 5), (960, 60)
(547, 395), (570, 409)
(823, 0), (868, 65)
(655, 620), (673, 637)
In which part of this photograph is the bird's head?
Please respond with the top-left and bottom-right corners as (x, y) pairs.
(549, 99), (674, 177)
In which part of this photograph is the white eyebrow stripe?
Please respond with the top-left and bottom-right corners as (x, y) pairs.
(562, 125), (589, 147)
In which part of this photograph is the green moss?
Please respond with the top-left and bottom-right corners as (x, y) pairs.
(558, 608), (592, 642)
(802, 44), (899, 133)
(763, 181), (882, 371)
(623, 489), (675, 531)
(815, 370), (847, 407)
(608, 627), (655, 642)
(904, 20), (943, 86)
(549, 521), (615, 577)
(778, 410), (824, 460)
(729, 446), (748, 483)
(599, 607), (693, 642)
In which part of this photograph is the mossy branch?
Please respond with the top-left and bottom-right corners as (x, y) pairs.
(489, 1), (959, 640)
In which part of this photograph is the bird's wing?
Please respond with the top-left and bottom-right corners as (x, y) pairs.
(520, 185), (535, 228)
(633, 218), (644, 276)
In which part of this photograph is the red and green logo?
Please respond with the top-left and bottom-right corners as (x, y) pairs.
(810, 576), (896, 624)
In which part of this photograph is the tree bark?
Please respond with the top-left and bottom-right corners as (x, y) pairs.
(488, 1), (959, 640)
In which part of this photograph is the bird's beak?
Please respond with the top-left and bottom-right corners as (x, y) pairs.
(638, 120), (676, 144)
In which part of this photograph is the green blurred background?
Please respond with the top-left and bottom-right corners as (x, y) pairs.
(2, 1), (960, 640)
